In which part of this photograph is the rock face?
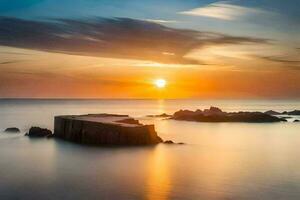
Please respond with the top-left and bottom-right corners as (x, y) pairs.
(172, 107), (286, 123)
(54, 114), (163, 145)
(4, 127), (20, 133)
(25, 127), (53, 137)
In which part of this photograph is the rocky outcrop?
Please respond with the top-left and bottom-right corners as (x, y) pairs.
(25, 127), (53, 137)
(171, 107), (286, 123)
(4, 127), (20, 133)
(286, 110), (300, 115)
(265, 110), (300, 115)
(54, 114), (163, 145)
(147, 113), (172, 118)
(264, 110), (281, 115)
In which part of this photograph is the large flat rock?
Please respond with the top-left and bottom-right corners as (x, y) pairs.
(54, 114), (162, 145)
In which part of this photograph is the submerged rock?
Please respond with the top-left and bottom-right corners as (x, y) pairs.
(54, 114), (163, 145)
(171, 107), (286, 123)
(25, 127), (53, 137)
(4, 127), (20, 133)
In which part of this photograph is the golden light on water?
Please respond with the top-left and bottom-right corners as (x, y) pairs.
(154, 79), (167, 88)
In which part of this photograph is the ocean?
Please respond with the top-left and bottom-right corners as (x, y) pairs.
(0, 99), (300, 200)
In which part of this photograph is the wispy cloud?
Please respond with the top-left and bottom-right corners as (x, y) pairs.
(259, 56), (300, 64)
(0, 17), (269, 64)
(143, 19), (177, 24)
(0, 60), (23, 65)
(179, 1), (272, 21)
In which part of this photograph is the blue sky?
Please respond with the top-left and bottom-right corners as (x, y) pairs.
(1, 0), (299, 41)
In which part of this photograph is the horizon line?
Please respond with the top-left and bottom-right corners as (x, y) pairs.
(0, 97), (300, 101)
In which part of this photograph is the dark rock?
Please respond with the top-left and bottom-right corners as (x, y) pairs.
(171, 107), (286, 123)
(54, 114), (163, 145)
(147, 113), (171, 118)
(294, 119), (300, 122)
(280, 110), (300, 115)
(173, 109), (197, 118)
(264, 110), (281, 115)
(164, 140), (174, 144)
(4, 127), (20, 133)
(26, 127), (53, 137)
(163, 140), (185, 145)
(203, 106), (224, 115)
(287, 110), (300, 115)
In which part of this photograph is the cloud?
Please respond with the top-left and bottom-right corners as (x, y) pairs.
(179, 1), (272, 21)
(0, 17), (269, 64)
(143, 19), (177, 24)
(257, 56), (300, 71)
(0, 60), (23, 65)
(258, 56), (300, 64)
(0, 51), (31, 55)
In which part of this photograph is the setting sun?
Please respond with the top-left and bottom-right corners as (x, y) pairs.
(154, 79), (166, 88)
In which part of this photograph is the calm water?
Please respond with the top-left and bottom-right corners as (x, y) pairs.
(0, 99), (300, 200)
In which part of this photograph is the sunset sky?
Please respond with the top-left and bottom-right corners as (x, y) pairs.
(0, 0), (299, 99)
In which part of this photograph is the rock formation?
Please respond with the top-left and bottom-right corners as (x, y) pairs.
(265, 110), (300, 116)
(25, 127), (53, 137)
(147, 113), (172, 118)
(287, 110), (300, 115)
(264, 110), (281, 115)
(171, 107), (286, 123)
(4, 127), (20, 133)
(54, 114), (163, 145)
(164, 140), (174, 144)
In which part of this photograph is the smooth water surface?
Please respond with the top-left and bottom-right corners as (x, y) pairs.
(0, 99), (300, 200)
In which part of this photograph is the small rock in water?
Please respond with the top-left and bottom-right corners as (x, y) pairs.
(164, 140), (174, 144)
(4, 127), (20, 133)
(294, 119), (300, 122)
(163, 140), (186, 145)
(147, 113), (172, 118)
(25, 127), (53, 137)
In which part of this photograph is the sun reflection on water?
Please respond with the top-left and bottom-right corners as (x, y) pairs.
(145, 145), (171, 200)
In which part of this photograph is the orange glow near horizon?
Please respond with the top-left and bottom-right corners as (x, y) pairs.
(0, 46), (299, 99)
